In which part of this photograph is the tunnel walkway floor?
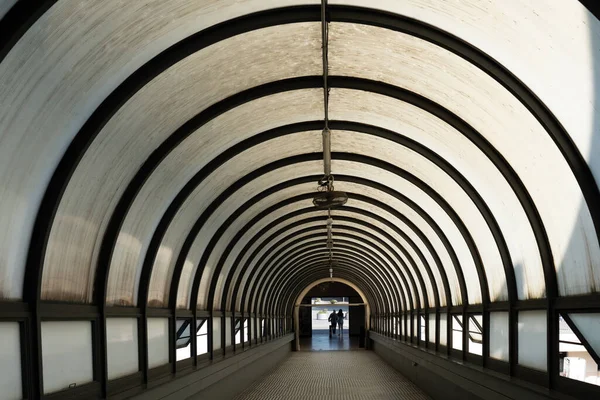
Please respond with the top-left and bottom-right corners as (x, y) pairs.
(234, 350), (431, 400)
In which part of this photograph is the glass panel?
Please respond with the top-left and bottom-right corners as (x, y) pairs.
(560, 315), (600, 386)
(518, 310), (547, 371)
(41, 321), (93, 394)
(420, 315), (426, 342)
(428, 314), (436, 343)
(439, 314), (448, 346)
(0, 322), (22, 399)
(569, 313), (600, 359)
(452, 315), (463, 351)
(106, 318), (138, 379)
(213, 317), (221, 350)
(112, 89), (322, 307)
(147, 318), (169, 368)
(490, 312), (509, 361)
(468, 315), (483, 356)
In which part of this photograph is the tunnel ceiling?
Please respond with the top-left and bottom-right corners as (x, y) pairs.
(1, 0), (600, 318)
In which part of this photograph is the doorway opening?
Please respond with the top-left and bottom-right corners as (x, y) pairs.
(296, 281), (367, 351)
(311, 297), (350, 336)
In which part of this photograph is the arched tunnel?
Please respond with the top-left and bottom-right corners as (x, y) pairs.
(1, 1), (600, 399)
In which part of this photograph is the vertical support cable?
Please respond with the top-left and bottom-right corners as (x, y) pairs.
(321, 0), (331, 182)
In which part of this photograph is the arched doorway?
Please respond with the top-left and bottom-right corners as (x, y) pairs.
(294, 278), (371, 351)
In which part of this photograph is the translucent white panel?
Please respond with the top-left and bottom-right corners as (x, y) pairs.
(0, 0), (317, 299)
(250, 318), (255, 342)
(106, 318), (139, 379)
(42, 23), (322, 303)
(333, 131), (496, 303)
(107, 89), (322, 306)
(0, 0), (17, 20)
(329, 22), (599, 297)
(490, 312), (510, 361)
(330, 88), (542, 300)
(518, 311), (547, 371)
(213, 317), (221, 350)
(428, 314), (436, 343)
(439, 314), (448, 346)
(452, 315), (463, 351)
(569, 313), (600, 358)
(41, 321), (93, 394)
(147, 318), (169, 368)
(407, 314), (412, 337)
(0, 322), (21, 399)
(158, 136), (320, 309)
(420, 316), (426, 341)
(332, 160), (464, 305)
(225, 317), (232, 347)
(332, 0), (599, 183)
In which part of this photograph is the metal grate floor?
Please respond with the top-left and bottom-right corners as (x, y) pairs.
(234, 351), (431, 400)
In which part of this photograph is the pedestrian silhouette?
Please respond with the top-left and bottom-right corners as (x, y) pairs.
(328, 310), (338, 337)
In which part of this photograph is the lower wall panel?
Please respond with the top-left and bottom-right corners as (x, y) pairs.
(132, 334), (293, 400)
(369, 333), (577, 400)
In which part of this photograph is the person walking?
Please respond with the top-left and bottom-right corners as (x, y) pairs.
(337, 309), (345, 336)
(328, 310), (338, 337)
